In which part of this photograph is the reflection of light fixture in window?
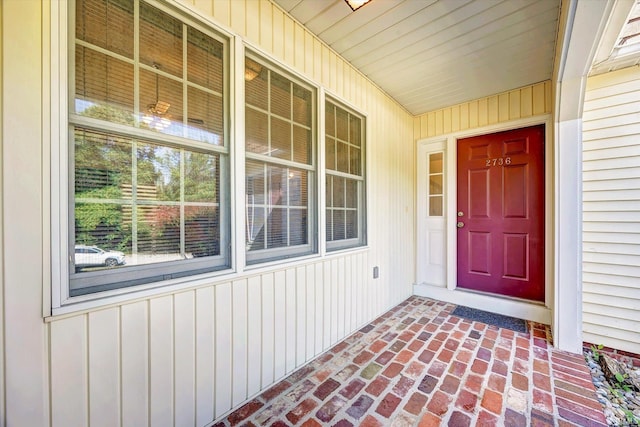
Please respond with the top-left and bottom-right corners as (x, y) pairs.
(344, 0), (371, 11)
(143, 63), (171, 131)
(245, 58), (262, 81)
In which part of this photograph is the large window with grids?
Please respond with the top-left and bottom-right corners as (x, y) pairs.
(325, 100), (366, 250)
(69, 0), (229, 295)
(245, 55), (316, 263)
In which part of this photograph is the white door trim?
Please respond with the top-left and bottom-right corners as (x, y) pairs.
(415, 115), (553, 325)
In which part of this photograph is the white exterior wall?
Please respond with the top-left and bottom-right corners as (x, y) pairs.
(0, 1), (415, 426)
(583, 66), (640, 355)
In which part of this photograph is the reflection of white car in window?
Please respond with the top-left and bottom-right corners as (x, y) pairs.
(74, 245), (126, 270)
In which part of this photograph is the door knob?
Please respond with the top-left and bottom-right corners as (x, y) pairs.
(457, 221), (465, 228)
(458, 211), (464, 217)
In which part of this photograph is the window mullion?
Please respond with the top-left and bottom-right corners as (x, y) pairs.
(131, 140), (139, 255)
(134, 0), (140, 121)
(262, 163), (268, 250)
(182, 22), (188, 139)
(180, 149), (186, 256)
(267, 70), (272, 156)
(289, 81), (294, 161)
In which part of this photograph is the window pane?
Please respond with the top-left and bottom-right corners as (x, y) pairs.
(245, 161), (266, 250)
(246, 204), (266, 250)
(75, 128), (132, 194)
(184, 152), (219, 203)
(292, 84), (311, 126)
(429, 196), (443, 216)
(289, 208), (307, 246)
(185, 206), (219, 257)
(326, 210), (333, 241)
(325, 103), (335, 137)
(350, 147), (361, 176)
(288, 169), (309, 206)
(333, 210), (345, 240)
(326, 138), (336, 171)
(349, 115), (361, 147)
(266, 207), (287, 248)
(76, 0), (134, 59)
(75, 47), (135, 122)
(187, 86), (224, 145)
(336, 107), (349, 141)
(135, 146), (177, 203)
(333, 176), (345, 207)
(246, 161), (266, 205)
(245, 163), (309, 251)
(139, 2), (183, 78)
(429, 175), (443, 195)
(271, 117), (292, 160)
(337, 142), (349, 173)
(270, 72), (291, 119)
(326, 176), (333, 207)
(292, 125), (310, 164)
(346, 210), (357, 239)
(345, 179), (357, 208)
(140, 69), (183, 137)
(187, 27), (223, 92)
(267, 166), (288, 210)
(429, 152), (443, 174)
(74, 202), (129, 270)
(136, 205), (181, 256)
(245, 59), (267, 110)
(246, 107), (268, 155)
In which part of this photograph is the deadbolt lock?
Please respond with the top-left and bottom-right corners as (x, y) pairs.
(457, 211), (464, 217)
(457, 221), (465, 228)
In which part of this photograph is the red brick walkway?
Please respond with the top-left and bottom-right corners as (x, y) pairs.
(214, 296), (607, 426)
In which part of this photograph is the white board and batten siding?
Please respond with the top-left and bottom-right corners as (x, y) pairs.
(2, 1), (416, 426)
(50, 255), (376, 426)
(583, 66), (640, 355)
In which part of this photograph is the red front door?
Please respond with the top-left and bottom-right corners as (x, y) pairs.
(456, 125), (545, 301)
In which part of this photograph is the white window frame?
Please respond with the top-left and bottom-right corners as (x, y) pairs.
(324, 97), (367, 251)
(244, 52), (318, 265)
(50, 0), (234, 312)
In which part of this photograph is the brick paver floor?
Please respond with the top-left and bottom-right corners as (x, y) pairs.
(214, 296), (607, 426)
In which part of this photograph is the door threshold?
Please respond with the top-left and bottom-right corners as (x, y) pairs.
(413, 283), (551, 325)
(456, 287), (547, 307)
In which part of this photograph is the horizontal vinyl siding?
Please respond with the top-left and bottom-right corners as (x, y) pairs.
(413, 81), (552, 138)
(15, 1), (417, 427)
(582, 66), (640, 355)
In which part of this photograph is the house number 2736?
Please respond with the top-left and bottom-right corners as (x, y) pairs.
(485, 157), (511, 167)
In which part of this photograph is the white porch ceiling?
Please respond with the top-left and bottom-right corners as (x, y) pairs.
(272, 0), (562, 116)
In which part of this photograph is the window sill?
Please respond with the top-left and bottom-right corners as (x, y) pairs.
(47, 246), (371, 321)
(47, 267), (238, 320)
